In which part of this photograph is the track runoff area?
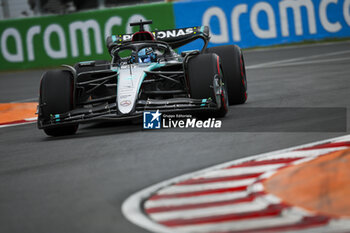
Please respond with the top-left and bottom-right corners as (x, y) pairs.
(122, 42), (350, 232)
(0, 103), (37, 128)
(123, 135), (350, 233)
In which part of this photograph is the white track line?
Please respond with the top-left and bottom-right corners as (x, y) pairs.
(172, 214), (303, 233)
(149, 195), (279, 222)
(255, 147), (347, 161)
(246, 50), (350, 69)
(0, 121), (35, 128)
(145, 191), (249, 208)
(0, 118), (37, 128)
(122, 134), (350, 233)
(199, 164), (284, 179)
(256, 57), (350, 69)
(157, 178), (256, 195)
(244, 41), (350, 53)
(332, 135), (350, 143)
(9, 97), (37, 103)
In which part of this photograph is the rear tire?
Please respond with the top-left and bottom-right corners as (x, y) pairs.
(187, 53), (228, 117)
(206, 45), (247, 105)
(39, 70), (78, 136)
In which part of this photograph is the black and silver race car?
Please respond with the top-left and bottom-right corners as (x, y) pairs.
(37, 20), (247, 136)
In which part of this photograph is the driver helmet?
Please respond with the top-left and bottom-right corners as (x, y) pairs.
(138, 47), (156, 63)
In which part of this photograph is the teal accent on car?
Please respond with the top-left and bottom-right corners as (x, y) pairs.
(79, 61), (94, 64)
(113, 68), (120, 100)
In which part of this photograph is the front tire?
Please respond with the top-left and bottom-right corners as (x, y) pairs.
(206, 45), (247, 105)
(187, 53), (228, 117)
(39, 70), (78, 136)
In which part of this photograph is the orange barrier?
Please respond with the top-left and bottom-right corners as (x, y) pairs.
(0, 103), (37, 125)
(264, 148), (350, 218)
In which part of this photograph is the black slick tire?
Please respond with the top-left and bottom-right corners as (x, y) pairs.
(206, 45), (247, 105)
(39, 70), (78, 136)
(187, 53), (228, 117)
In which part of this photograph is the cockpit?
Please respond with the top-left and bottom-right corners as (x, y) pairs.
(111, 41), (178, 66)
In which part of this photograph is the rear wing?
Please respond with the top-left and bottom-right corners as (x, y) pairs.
(106, 26), (210, 52)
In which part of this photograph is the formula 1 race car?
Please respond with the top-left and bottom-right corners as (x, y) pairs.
(37, 20), (247, 136)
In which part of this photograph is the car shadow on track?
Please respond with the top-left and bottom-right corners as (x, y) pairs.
(42, 120), (143, 141)
(41, 106), (347, 140)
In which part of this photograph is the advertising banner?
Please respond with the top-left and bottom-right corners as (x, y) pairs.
(1, 0), (349, 71)
(173, 0), (350, 50)
(0, 3), (174, 71)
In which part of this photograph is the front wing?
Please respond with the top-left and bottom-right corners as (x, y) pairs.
(37, 98), (217, 129)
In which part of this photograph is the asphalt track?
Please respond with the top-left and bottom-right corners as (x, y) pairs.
(0, 41), (349, 233)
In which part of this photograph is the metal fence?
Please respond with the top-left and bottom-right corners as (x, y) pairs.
(0, 0), (164, 19)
